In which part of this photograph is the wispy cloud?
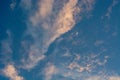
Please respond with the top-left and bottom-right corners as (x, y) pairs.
(0, 30), (12, 64)
(45, 0), (80, 46)
(94, 40), (104, 46)
(51, 66), (120, 80)
(2, 64), (24, 80)
(67, 53), (108, 73)
(0, 31), (24, 80)
(50, 66), (120, 80)
(20, 0), (81, 69)
(30, 0), (54, 26)
(38, 0), (54, 19)
(105, 0), (119, 19)
(80, 0), (95, 11)
(43, 63), (57, 80)
(20, 0), (96, 69)
(85, 75), (120, 80)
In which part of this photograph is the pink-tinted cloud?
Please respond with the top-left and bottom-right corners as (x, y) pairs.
(2, 64), (24, 80)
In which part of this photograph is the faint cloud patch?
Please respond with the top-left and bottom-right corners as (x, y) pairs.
(0, 30), (12, 64)
(102, 0), (119, 19)
(94, 40), (104, 46)
(67, 53), (108, 73)
(20, 0), (32, 11)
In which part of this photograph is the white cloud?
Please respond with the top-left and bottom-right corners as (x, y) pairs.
(0, 30), (12, 64)
(2, 64), (24, 80)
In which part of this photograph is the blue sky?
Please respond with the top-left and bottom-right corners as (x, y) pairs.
(0, 0), (120, 80)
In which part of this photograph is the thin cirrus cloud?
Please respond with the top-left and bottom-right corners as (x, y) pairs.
(20, 0), (81, 69)
(0, 30), (12, 64)
(44, 0), (80, 47)
(20, 0), (97, 70)
(105, 0), (119, 19)
(19, 0), (97, 70)
(2, 64), (24, 80)
(42, 65), (120, 80)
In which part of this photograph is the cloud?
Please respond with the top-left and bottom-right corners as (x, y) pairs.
(105, 0), (119, 19)
(2, 64), (24, 80)
(45, 0), (80, 46)
(80, 0), (95, 11)
(21, 54), (45, 69)
(30, 0), (54, 26)
(60, 68), (120, 80)
(66, 53), (109, 73)
(86, 76), (104, 80)
(38, 0), (54, 19)
(54, 67), (111, 80)
(1, 30), (12, 54)
(94, 40), (104, 46)
(19, 0), (96, 70)
(54, 0), (79, 34)
(85, 75), (120, 80)
(0, 30), (12, 64)
(20, 0), (80, 69)
(43, 63), (57, 80)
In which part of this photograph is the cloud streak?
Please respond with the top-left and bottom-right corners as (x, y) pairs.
(105, 0), (119, 19)
(44, 0), (80, 47)
(0, 30), (12, 64)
